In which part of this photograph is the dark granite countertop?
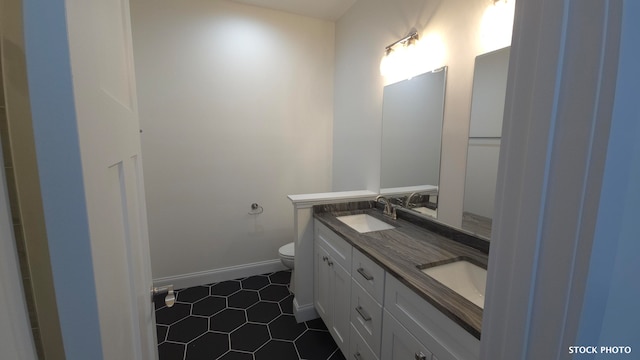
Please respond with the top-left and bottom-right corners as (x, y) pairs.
(313, 202), (488, 339)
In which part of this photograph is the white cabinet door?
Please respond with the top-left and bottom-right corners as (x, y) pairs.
(382, 310), (432, 360)
(315, 245), (331, 323)
(315, 241), (351, 354)
(331, 260), (351, 356)
(314, 225), (352, 358)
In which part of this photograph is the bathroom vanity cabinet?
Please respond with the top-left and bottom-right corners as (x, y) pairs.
(313, 219), (480, 360)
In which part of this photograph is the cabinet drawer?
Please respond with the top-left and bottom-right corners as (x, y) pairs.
(315, 220), (352, 271)
(350, 281), (383, 356)
(381, 310), (432, 360)
(333, 260), (353, 357)
(350, 325), (379, 360)
(352, 248), (385, 304)
(384, 274), (480, 360)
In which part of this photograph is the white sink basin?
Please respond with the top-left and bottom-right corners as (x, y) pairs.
(336, 214), (395, 233)
(420, 260), (487, 309)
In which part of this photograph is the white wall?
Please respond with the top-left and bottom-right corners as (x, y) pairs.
(332, 0), (513, 227)
(130, 0), (335, 280)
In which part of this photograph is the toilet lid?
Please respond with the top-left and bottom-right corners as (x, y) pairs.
(279, 242), (295, 257)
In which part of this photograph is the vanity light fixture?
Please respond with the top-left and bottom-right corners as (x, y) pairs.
(383, 30), (419, 56)
(379, 30), (419, 78)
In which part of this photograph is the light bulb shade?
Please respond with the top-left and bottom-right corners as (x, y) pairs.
(380, 40), (421, 82)
(404, 40), (419, 78)
(380, 47), (401, 78)
(480, 0), (515, 52)
(380, 50), (391, 76)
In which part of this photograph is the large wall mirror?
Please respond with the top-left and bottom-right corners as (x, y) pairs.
(462, 47), (510, 239)
(379, 67), (447, 219)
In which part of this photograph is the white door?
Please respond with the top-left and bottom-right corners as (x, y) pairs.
(64, 0), (156, 358)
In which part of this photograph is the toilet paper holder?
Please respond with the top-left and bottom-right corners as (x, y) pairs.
(151, 285), (175, 308)
(248, 203), (264, 215)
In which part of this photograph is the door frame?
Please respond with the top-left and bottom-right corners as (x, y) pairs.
(0, 142), (37, 360)
(17, 0), (637, 358)
(481, 0), (632, 358)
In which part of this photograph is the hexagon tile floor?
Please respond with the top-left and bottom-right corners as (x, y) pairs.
(154, 270), (346, 360)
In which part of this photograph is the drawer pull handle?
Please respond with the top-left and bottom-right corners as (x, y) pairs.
(415, 352), (427, 360)
(357, 267), (374, 281)
(322, 256), (328, 262)
(355, 306), (372, 321)
(328, 260), (333, 266)
(353, 352), (363, 360)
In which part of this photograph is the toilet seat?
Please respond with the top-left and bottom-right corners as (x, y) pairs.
(279, 242), (295, 258)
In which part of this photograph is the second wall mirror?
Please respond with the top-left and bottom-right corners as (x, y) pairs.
(462, 47), (510, 239)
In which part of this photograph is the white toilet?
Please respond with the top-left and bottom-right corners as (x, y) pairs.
(278, 242), (295, 293)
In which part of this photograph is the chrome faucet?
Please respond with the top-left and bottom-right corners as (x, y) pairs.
(404, 192), (421, 208)
(375, 195), (396, 219)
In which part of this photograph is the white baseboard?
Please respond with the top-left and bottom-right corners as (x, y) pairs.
(293, 297), (318, 323)
(153, 259), (287, 290)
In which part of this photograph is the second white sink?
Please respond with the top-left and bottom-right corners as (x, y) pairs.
(336, 214), (395, 233)
(420, 260), (487, 309)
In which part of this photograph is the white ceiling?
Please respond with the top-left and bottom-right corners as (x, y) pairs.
(231, 0), (357, 21)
